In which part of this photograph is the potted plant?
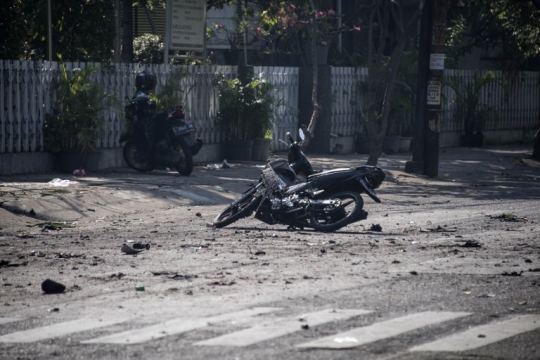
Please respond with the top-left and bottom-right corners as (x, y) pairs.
(446, 71), (506, 147)
(215, 75), (282, 161)
(43, 64), (118, 172)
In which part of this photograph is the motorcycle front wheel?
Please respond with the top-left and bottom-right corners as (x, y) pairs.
(213, 187), (262, 228)
(309, 191), (364, 232)
(173, 136), (194, 176)
(123, 140), (156, 172)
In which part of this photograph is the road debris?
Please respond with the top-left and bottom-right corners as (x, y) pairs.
(370, 224), (382, 232)
(41, 279), (66, 294)
(501, 271), (523, 276)
(460, 240), (482, 248)
(423, 225), (457, 232)
(488, 213), (527, 222)
(48, 178), (77, 187)
(121, 244), (143, 255)
(132, 242), (151, 250)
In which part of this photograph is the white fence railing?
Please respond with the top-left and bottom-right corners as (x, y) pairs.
(442, 70), (540, 133)
(1, 61), (539, 155)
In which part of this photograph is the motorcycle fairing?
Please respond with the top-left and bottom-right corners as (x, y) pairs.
(306, 167), (382, 202)
(307, 168), (361, 189)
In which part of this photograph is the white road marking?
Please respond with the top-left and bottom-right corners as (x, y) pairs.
(296, 311), (471, 349)
(82, 307), (279, 344)
(195, 309), (371, 347)
(0, 318), (24, 325)
(410, 314), (540, 352)
(0, 318), (126, 343)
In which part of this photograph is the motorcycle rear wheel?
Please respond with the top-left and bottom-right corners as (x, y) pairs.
(310, 191), (364, 232)
(123, 140), (156, 172)
(173, 137), (194, 176)
(213, 188), (262, 228)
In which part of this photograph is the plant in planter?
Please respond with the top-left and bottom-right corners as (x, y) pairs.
(385, 51), (416, 153)
(446, 71), (506, 147)
(43, 64), (118, 172)
(215, 76), (282, 161)
(151, 67), (188, 112)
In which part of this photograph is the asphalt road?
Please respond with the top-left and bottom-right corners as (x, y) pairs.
(1, 145), (539, 360)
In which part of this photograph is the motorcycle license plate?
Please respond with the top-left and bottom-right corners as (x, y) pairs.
(172, 123), (196, 136)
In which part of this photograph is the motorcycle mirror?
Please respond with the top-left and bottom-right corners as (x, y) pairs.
(287, 132), (294, 144)
(298, 128), (305, 141)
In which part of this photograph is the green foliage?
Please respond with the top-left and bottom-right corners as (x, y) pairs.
(44, 65), (118, 154)
(216, 76), (283, 140)
(446, 71), (506, 135)
(151, 67), (188, 111)
(133, 33), (164, 64)
(387, 51), (417, 136)
(0, 0), (31, 59)
(446, 0), (540, 69)
(3, 0), (115, 61)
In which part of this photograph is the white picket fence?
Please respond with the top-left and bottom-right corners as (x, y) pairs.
(442, 70), (540, 133)
(0, 61), (299, 154)
(1, 61), (539, 155)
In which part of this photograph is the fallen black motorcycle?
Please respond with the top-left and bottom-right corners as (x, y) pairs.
(119, 71), (202, 176)
(213, 129), (385, 232)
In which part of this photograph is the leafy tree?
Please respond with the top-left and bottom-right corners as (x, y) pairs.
(445, 1), (540, 159)
(1, 0), (116, 61)
(446, 0), (540, 70)
(133, 34), (164, 64)
(0, 0), (32, 59)
(358, 0), (422, 166)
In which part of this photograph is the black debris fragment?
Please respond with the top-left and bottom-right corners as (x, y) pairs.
(501, 271), (523, 277)
(132, 242), (151, 250)
(41, 279), (66, 294)
(461, 240), (482, 248)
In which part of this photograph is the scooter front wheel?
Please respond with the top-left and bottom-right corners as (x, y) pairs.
(213, 188), (262, 228)
(309, 191), (364, 232)
(123, 140), (156, 172)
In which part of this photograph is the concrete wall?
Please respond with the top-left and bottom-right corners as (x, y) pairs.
(0, 144), (225, 176)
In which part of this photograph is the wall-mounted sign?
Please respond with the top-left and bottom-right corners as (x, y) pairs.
(429, 54), (445, 70)
(427, 80), (441, 105)
(169, 0), (206, 52)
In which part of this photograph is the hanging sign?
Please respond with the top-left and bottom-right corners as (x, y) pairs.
(427, 80), (441, 105)
(429, 54), (445, 70)
(169, 0), (206, 52)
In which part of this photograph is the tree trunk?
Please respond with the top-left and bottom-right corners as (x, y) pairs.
(301, 0), (320, 149)
(121, 0), (133, 63)
(364, 0), (423, 166)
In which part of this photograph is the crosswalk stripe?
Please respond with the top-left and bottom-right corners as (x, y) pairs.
(296, 311), (471, 349)
(0, 318), (24, 325)
(410, 314), (540, 352)
(81, 307), (280, 344)
(0, 318), (127, 343)
(195, 309), (371, 347)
